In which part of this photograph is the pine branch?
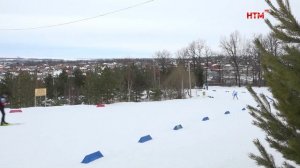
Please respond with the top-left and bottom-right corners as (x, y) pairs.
(247, 86), (300, 165)
(249, 139), (277, 168)
(264, 0), (300, 43)
(266, 136), (286, 153)
(248, 87), (293, 141)
(249, 0), (300, 166)
(282, 162), (296, 168)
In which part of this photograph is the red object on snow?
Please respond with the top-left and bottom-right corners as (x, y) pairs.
(9, 109), (23, 113)
(96, 104), (105, 107)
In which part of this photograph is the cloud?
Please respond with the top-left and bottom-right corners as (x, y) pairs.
(0, 0), (299, 59)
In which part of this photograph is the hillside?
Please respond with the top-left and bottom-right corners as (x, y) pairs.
(0, 87), (283, 168)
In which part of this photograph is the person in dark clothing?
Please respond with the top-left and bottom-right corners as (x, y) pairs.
(0, 94), (8, 125)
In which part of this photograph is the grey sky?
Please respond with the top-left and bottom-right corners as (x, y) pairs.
(0, 0), (299, 59)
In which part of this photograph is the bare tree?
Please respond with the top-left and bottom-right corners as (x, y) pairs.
(220, 31), (242, 87)
(249, 33), (282, 86)
(176, 48), (193, 96)
(251, 35), (263, 87)
(247, 34), (281, 87)
(176, 48), (189, 65)
(204, 46), (212, 89)
(241, 39), (255, 85)
(124, 62), (134, 102)
(262, 33), (282, 57)
(153, 50), (173, 98)
(154, 50), (172, 76)
(186, 40), (208, 88)
(186, 40), (206, 71)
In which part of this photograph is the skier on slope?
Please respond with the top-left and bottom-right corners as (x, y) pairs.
(232, 90), (238, 100)
(0, 93), (9, 125)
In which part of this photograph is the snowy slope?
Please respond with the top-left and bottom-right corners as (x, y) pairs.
(0, 87), (284, 168)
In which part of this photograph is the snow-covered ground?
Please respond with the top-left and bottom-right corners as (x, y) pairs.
(0, 87), (284, 168)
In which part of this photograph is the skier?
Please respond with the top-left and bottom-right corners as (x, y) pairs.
(0, 93), (9, 125)
(232, 90), (238, 100)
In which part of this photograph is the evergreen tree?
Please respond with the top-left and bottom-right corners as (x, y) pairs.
(73, 68), (85, 89)
(143, 65), (154, 101)
(100, 67), (117, 103)
(0, 72), (14, 107)
(0, 72), (14, 96)
(131, 65), (149, 102)
(14, 71), (35, 107)
(82, 71), (100, 104)
(194, 65), (204, 87)
(248, 0), (300, 167)
(124, 63), (134, 102)
(56, 69), (68, 97)
(73, 68), (85, 104)
(44, 74), (54, 99)
(113, 66), (127, 102)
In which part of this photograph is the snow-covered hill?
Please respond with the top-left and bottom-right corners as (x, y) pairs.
(0, 87), (284, 168)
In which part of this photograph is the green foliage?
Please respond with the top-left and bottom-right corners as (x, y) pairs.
(194, 65), (204, 87)
(0, 71), (35, 108)
(17, 71), (35, 107)
(249, 139), (277, 168)
(162, 64), (194, 99)
(0, 58), (195, 106)
(112, 67), (127, 101)
(131, 65), (150, 102)
(248, 0), (300, 167)
(73, 68), (85, 89)
(44, 74), (54, 99)
(247, 87), (299, 167)
(82, 71), (100, 104)
(100, 67), (118, 103)
(150, 87), (162, 101)
(0, 72), (14, 96)
(56, 69), (68, 97)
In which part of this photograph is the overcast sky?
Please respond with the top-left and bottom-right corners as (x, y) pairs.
(0, 0), (299, 60)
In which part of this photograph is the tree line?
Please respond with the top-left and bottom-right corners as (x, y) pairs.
(0, 58), (197, 108)
(0, 31), (283, 108)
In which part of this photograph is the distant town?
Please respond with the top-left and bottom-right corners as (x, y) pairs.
(0, 56), (263, 87)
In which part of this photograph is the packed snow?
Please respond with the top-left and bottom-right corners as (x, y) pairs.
(0, 87), (286, 168)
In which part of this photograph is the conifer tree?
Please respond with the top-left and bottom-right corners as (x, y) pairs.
(82, 71), (99, 104)
(56, 69), (68, 97)
(248, 0), (300, 167)
(44, 74), (54, 99)
(100, 67), (117, 103)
